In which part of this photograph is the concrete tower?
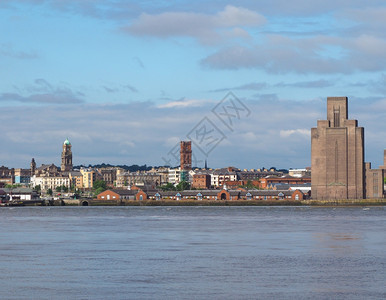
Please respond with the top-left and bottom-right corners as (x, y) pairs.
(311, 97), (365, 199)
(61, 138), (73, 172)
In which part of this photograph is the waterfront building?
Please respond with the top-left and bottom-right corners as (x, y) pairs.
(34, 164), (60, 177)
(14, 168), (31, 185)
(211, 167), (238, 187)
(311, 97), (365, 199)
(364, 162), (385, 199)
(97, 167), (123, 187)
(288, 168), (311, 178)
(31, 175), (71, 191)
(260, 175), (311, 189)
(115, 171), (162, 187)
(0, 166), (14, 187)
(168, 168), (181, 185)
(67, 171), (83, 189)
(96, 189), (138, 201)
(80, 168), (96, 189)
(192, 174), (211, 189)
(107, 188), (305, 202)
(0, 187), (40, 201)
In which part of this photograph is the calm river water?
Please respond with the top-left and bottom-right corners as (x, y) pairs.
(0, 206), (385, 299)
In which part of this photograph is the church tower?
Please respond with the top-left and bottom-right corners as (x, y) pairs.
(30, 158), (36, 176)
(180, 141), (192, 170)
(61, 138), (73, 172)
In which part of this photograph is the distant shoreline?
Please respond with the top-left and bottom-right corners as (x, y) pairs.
(2, 199), (385, 207)
(57, 199), (386, 207)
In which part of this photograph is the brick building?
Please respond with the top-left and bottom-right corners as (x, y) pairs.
(192, 174), (211, 189)
(260, 175), (310, 189)
(311, 97), (365, 199)
(364, 150), (386, 199)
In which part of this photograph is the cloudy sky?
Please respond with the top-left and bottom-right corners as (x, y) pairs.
(1, 1), (386, 169)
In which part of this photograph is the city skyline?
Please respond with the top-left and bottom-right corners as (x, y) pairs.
(1, 1), (386, 169)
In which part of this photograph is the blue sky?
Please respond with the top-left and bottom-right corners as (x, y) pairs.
(1, 1), (386, 169)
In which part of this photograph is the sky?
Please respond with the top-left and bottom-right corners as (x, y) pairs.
(1, 0), (386, 170)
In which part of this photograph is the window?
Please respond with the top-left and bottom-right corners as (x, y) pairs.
(334, 108), (340, 127)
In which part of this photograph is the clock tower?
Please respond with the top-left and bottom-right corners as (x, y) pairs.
(61, 138), (73, 172)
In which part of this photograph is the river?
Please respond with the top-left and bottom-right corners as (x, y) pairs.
(0, 206), (385, 299)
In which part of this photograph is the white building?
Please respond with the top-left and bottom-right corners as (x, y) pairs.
(30, 175), (71, 191)
(168, 168), (181, 184)
(288, 168), (311, 178)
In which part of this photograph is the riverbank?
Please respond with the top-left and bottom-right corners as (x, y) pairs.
(60, 198), (386, 207)
(2, 198), (385, 207)
(302, 199), (386, 206)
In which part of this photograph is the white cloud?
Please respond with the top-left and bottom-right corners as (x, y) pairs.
(157, 98), (213, 108)
(1, 96), (385, 169)
(124, 5), (266, 45)
(280, 129), (310, 138)
(0, 80), (84, 104)
(201, 33), (386, 73)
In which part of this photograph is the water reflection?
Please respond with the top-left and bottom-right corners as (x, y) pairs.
(314, 232), (363, 254)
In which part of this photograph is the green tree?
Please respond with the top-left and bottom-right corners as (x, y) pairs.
(47, 188), (53, 196)
(70, 184), (76, 192)
(93, 180), (107, 190)
(55, 185), (68, 193)
(241, 180), (257, 190)
(34, 185), (41, 193)
(93, 180), (107, 196)
(5, 184), (22, 188)
(159, 182), (176, 191)
(176, 181), (190, 191)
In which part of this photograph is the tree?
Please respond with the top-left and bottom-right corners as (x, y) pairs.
(55, 185), (68, 193)
(159, 182), (176, 191)
(241, 180), (257, 190)
(176, 181), (190, 191)
(47, 188), (53, 196)
(93, 180), (107, 191)
(93, 180), (107, 196)
(5, 184), (22, 188)
(70, 184), (76, 192)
